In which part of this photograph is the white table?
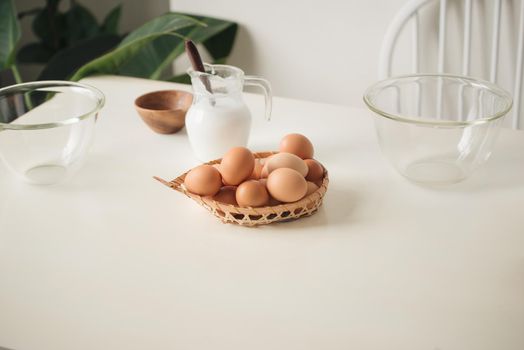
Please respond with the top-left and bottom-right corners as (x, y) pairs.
(1, 76), (523, 350)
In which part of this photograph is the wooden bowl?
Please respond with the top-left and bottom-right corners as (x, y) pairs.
(134, 90), (193, 134)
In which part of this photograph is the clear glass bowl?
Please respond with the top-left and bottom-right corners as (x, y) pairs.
(364, 74), (513, 185)
(0, 81), (105, 185)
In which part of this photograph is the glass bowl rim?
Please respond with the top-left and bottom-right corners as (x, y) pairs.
(363, 73), (513, 127)
(187, 63), (245, 78)
(0, 80), (105, 130)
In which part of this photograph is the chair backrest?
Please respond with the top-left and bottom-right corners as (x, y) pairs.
(379, 0), (524, 129)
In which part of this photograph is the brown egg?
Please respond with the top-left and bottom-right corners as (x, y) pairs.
(266, 168), (307, 203)
(258, 179), (280, 206)
(279, 133), (314, 159)
(213, 164), (229, 185)
(265, 152), (308, 177)
(220, 147), (255, 185)
(260, 163), (269, 178)
(249, 159), (264, 180)
(305, 181), (319, 196)
(184, 165), (222, 196)
(259, 155), (275, 178)
(212, 164), (229, 185)
(236, 180), (269, 207)
(212, 186), (238, 205)
(305, 159), (324, 181)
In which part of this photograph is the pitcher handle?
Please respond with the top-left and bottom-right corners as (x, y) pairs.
(244, 76), (272, 121)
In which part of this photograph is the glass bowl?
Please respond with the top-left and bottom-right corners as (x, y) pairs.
(364, 74), (513, 185)
(0, 81), (105, 185)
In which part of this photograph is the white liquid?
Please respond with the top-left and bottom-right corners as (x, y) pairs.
(186, 96), (252, 161)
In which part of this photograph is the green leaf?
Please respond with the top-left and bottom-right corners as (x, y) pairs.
(100, 4), (122, 35)
(201, 19), (237, 62)
(17, 42), (54, 63)
(117, 13), (237, 80)
(166, 72), (191, 84)
(70, 13), (201, 81)
(0, 0), (21, 70)
(39, 34), (121, 80)
(32, 0), (65, 51)
(65, 2), (99, 45)
(116, 29), (190, 79)
(17, 7), (42, 19)
(118, 13), (203, 46)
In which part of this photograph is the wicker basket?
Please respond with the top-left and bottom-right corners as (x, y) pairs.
(154, 152), (329, 226)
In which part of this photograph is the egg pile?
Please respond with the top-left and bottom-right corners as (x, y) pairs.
(183, 134), (325, 207)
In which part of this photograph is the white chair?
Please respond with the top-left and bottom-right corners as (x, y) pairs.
(379, 0), (524, 129)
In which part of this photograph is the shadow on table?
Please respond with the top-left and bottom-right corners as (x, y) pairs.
(266, 185), (359, 231)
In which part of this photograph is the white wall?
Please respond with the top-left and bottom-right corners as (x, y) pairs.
(15, 0), (403, 107)
(14, 0), (521, 117)
(170, 0), (408, 107)
(170, 0), (522, 122)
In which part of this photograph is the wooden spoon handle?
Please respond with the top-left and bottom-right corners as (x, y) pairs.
(185, 40), (213, 94)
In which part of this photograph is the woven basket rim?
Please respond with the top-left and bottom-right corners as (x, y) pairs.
(154, 151), (329, 225)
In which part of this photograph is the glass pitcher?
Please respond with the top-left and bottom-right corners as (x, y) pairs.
(185, 64), (272, 161)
